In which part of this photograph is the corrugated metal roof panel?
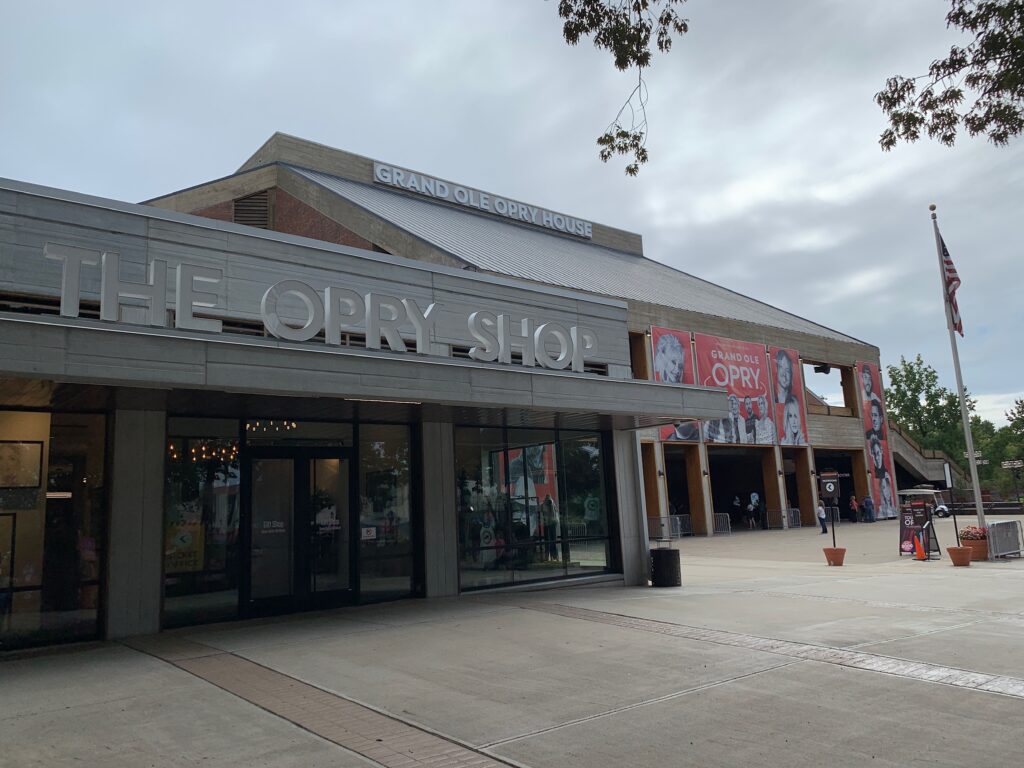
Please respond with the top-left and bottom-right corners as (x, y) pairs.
(290, 166), (862, 344)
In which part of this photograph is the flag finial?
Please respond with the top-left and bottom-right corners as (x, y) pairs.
(928, 203), (936, 211)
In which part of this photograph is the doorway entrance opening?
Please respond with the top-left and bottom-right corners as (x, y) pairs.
(707, 447), (769, 531)
(663, 443), (706, 535)
(246, 450), (354, 615)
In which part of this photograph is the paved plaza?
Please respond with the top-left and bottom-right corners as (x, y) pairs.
(2, 517), (1023, 767)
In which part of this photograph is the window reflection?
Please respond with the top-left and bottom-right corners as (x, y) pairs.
(163, 426), (241, 627)
(1, 412), (106, 650)
(359, 424), (413, 601)
(456, 427), (611, 590)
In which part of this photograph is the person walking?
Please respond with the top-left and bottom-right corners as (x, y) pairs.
(817, 501), (828, 534)
(861, 494), (876, 523)
(848, 495), (859, 524)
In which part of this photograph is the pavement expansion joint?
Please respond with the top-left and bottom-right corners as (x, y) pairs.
(478, 659), (801, 749)
(525, 602), (1024, 700)
(126, 636), (519, 768)
(737, 589), (1023, 619)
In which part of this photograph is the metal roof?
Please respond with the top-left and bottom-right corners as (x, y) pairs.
(291, 166), (862, 344)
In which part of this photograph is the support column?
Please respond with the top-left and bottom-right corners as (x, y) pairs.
(422, 421), (459, 597)
(684, 444), (708, 535)
(852, 449), (871, 512)
(760, 448), (785, 527)
(640, 441), (661, 524)
(795, 447), (817, 526)
(614, 430), (649, 586)
(106, 409), (165, 639)
(697, 442), (714, 535)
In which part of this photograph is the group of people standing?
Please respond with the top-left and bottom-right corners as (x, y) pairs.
(816, 493), (878, 534)
(732, 492), (766, 530)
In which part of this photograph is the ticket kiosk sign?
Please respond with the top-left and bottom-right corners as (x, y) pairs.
(899, 498), (937, 557)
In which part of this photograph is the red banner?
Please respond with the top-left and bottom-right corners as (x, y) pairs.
(857, 361), (898, 519)
(769, 347), (808, 446)
(650, 326), (701, 441)
(694, 334), (774, 445)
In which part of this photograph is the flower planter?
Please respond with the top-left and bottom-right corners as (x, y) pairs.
(960, 539), (988, 561)
(823, 547), (847, 566)
(947, 546), (972, 567)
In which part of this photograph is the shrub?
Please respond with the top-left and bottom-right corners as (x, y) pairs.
(959, 525), (988, 541)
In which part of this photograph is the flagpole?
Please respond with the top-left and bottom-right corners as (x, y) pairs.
(929, 204), (986, 528)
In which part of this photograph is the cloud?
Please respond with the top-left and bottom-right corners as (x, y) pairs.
(974, 394), (1022, 428)
(0, 0), (1020, 410)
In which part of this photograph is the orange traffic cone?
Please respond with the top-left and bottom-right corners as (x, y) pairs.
(914, 533), (927, 561)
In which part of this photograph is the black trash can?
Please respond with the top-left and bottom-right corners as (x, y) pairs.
(650, 547), (681, 587)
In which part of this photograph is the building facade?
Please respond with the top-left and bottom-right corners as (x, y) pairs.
(147, 135), (912, 534)
(0, 167), (727, 650)
(1, 133), (936, 650)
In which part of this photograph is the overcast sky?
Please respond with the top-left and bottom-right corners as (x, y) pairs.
(2, 1), (1020, 424)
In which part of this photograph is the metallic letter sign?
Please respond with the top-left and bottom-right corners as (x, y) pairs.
(373, 162), (594, 239)
(41, 244), (598, 373)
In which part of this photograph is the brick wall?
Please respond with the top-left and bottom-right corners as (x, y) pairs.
(273, 189), (374, 249)
(192, 200), (232, 222)
(189, 189), (375, 251)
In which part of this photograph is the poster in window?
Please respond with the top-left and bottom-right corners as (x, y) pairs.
(694, 334), (774, 445)
(769, 347), (808, 446)
(0, 441), (43, 489)
(650, 326), (701, 442)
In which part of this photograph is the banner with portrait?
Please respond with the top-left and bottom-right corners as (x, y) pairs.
(768, 347), (808, 446)
(856, 360), (898, 519)
(650, 326), (701, 441)
(694, 333), (774, 445)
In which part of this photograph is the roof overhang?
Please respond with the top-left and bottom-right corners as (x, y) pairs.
(0, 314), (728, 431)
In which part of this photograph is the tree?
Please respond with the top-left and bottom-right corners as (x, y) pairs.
(876, 0), (1024, 150)
(1006, 397), (1024, 436)
(557, 0), (689, 175)
(885, 354), (974, 464)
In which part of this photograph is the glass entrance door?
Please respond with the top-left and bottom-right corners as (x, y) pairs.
(247, 451), (353, 613)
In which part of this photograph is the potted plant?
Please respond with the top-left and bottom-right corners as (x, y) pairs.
(946, 545), (972, 567)
(958, 525), (988, 561)
(823, 546), (847, 566)
(821, 504), (845, 566)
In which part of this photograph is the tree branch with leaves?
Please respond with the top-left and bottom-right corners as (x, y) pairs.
(558, 0), (689, 175)
(876, 0), (1024, 150)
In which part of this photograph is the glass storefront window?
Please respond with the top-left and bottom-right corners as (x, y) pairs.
(359, 424), (414, 601)
(455, 428), (509, 590)
(455, 427), (612, 590)
(1, 412), (106, 650)
(163, 419), (240, 627)
(560, 434), (610, 575)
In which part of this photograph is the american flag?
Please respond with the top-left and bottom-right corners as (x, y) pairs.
(940, 236), (963, 336)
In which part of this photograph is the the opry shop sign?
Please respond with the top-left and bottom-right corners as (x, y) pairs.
(42, 243), (598, 373)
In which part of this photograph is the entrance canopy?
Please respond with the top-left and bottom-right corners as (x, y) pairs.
(0, 314), (727, 431)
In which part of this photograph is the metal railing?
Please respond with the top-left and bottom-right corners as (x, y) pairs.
(563, 521), (589, 539)
(762, 508), (804, 530)
(713, 513), (732, 535)
(647, 514), (692, 540)
(950, 501), (1024, 515)
(988, 520), (1023, 559)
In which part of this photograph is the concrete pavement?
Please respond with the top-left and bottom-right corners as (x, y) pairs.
(2, 518), (1022, 767)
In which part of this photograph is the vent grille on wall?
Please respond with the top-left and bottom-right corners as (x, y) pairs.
(233, 190), (271, 229)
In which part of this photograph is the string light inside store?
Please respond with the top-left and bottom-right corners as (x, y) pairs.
(168, 441), (239, 463)
(245, 420), (298, 433)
